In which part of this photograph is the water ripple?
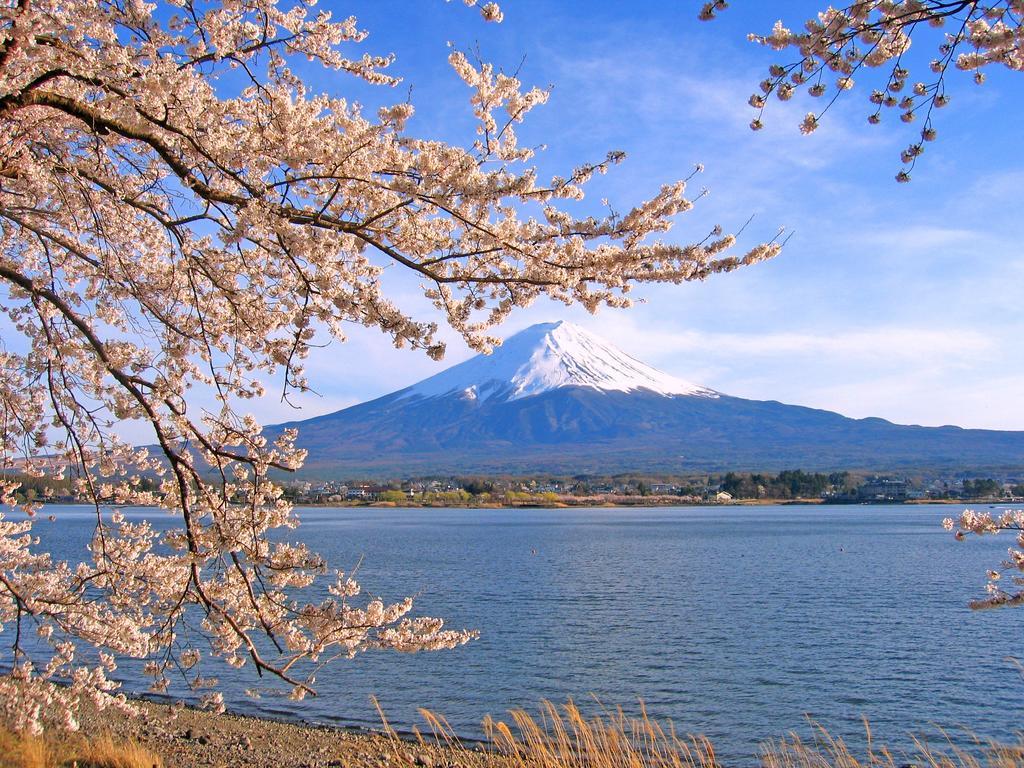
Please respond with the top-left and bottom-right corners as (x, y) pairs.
(30, 504), (1024, 764)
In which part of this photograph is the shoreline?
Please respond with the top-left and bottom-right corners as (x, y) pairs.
(65, 695), (494, 768)
(30, 497), (1007, 511)
(290, 497), (997, 508)
(17, 686), (1023, 768)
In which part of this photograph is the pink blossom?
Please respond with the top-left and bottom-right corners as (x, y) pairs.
(0, 0), (780, 733)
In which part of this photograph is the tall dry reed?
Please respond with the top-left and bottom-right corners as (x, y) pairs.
(760, 722), (1024, 768)
(0, 726), (161, 768)
(398, 700), (1024, 768)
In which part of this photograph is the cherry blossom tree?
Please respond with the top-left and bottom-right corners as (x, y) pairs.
(944, 511), (1024, 609)
(702, 1), (1024, 180)
(699, 2), (1024, 605)
(700, 1), (1024, 607)
(0, 0), (779, 733)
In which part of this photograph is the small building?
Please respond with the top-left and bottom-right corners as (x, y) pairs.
(857, 476), (908, 502)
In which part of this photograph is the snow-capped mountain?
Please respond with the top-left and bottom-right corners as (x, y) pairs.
(399, 321), (716, 403)
(270, 321), (1024, 477)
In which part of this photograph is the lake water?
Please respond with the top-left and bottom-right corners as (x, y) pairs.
(22, 504), (1024, 763)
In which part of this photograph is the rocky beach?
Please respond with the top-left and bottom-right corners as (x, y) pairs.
(70, 698), (495, 768)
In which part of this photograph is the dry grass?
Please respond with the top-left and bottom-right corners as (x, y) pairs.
(0, 728), (63, 768)
(75, 734), (162, 768)
(0, 727), (161, 768)
(401, 701), (1024, 768)
(409, 700), (721, 768)
(760, 721), (1024, 768)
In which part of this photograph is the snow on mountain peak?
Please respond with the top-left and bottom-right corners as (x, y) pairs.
(399, 321), (717, 403)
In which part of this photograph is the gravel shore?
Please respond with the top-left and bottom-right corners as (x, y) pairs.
(76, 698), (498, 768)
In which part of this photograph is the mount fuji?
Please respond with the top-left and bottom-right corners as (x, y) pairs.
(271, 321), (1024, 477)
(397, 321), (717, 404)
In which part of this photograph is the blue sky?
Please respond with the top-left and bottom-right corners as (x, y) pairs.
(254, 2), (1024, 431)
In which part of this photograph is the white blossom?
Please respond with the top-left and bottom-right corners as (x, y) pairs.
(710, 1), (1024, 178)
(0, 0), (778, 732)
(946, 508), (1024, 609)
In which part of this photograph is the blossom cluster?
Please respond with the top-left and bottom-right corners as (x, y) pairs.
(705, 1), (1024, 180)
(944, 509), (1024, 608)
(0, 0), (777, 733)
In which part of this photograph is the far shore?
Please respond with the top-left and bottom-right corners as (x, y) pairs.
(28, 496), (1012, 511)
(290, 496), (1001, 509)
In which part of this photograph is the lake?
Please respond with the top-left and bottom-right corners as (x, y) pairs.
(23, 504), (1024, 763)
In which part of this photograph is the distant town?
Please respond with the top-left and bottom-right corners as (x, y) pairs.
(270, 471), (1023, 507)
(9, 468), (1024, 508)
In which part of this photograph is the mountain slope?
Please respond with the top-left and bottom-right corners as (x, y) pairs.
(398, 321), (715, 402)
(270, 322), (1024, 477)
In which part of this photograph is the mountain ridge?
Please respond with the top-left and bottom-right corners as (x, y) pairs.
(268, 322), (1024, 478)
